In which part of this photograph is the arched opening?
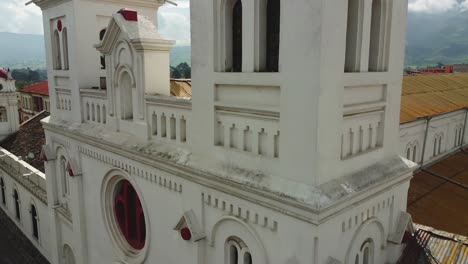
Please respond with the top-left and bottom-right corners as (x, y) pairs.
(438, 135), (442, 154)
(229, 244), (238, 264)
(119, 72), (133, 120)
(232, 0), (243, 72)
(406, 147), (411, 160)
(31, 204), (39, 239)
(360, 239), (374, 264)
(345, 0), (364, 72)
(102, 106), (107, 124)
(412, 145), (417, 162)
(368, 0), (390, 72)
(433, 137), (438, 157)
(63, 244), (76, 264)
(99, 29), (107, 69)
(60, 157), (69, 196)
(62, 28), (69, 70)
(244, 252), (253, 264)
(0, 107), (8, 122)
(265, 0), (280, 72)
(225, 237), (252, 264)
(14, 189), (20, 221)
(53, 30), (62, 70)
(113, 180), (146, 250)
(0, 178), (5, 205)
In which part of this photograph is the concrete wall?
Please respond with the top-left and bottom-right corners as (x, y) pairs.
(0, 148), (51, 262)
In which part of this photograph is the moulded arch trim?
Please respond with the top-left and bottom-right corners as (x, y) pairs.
(113, 64), (136, 89)
(210, 216), (268, 264)
(100, 168), (151, 264)
(62, 243), (76, 264)
(113, 39), (135, 68)
(55, 145), (71, 162)
(344, 217), (386, 264)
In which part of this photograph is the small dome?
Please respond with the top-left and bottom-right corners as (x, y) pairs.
(0, 68), (8, 79)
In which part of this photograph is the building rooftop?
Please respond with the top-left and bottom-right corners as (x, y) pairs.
(0, 111), (49, 173)
(407, 150), (468, 237)
(415, 224), (468, 264)
(401, 73), (468, 123)
(20, 81), (49, 96)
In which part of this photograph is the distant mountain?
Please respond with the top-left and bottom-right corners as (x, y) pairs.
(0, 32), (190, 69)
(0, 32), (46, 69)
(3, 10), (468, 70)
(405, 10), (468, 67)
(170, 46), (191, 67)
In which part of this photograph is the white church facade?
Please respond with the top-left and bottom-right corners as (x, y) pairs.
(4, 0), (466, 263)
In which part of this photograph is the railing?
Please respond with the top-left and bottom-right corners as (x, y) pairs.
(56, 88), (72, 112)
(215, 107), (280, 159)
(341, 110), (384, 159)
(80, 88), (108, 124)
(146, 95), (191, 145)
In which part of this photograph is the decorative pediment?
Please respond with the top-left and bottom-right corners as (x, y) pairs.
(174, 210), (206, 242)
(95, 9), (175, 55)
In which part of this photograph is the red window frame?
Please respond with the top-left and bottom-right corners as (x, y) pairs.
(114, 180), (146, 250)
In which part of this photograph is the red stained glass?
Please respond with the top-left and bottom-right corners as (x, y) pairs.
(114, 180), (146, 250)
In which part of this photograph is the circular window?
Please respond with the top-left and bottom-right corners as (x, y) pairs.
(114, 180), (146, 250)
(102, 174), (149, 263)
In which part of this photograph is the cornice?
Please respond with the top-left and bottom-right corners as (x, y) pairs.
(42, 121), (414, 225)
(32, 0), (71, 10)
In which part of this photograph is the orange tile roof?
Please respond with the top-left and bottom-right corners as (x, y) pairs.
(401, 73), (468, 123)
(20, 80), (49, 96)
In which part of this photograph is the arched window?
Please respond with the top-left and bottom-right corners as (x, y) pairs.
(355, 239), (374, 264)
(232, 0), (243, 72)
(53, 30), (62, 70)
(119, 72), (133, 120)
(31, 204), (39, 239)
(412, 145), (417, 162)
(14, 189), (21, 221)
(438, 135), (442, 154)
(1, 178), (6, 206)
(345, 0), (364, 72)
(0, 107), (8, 122)
(114, 180), (146, 250)
(63, 244), (76, 264)
(60, 157), (69, 196)
(368, 0), (390, 72)
(433, 137), (438, 157)
(99, 29), (107, 69)
(102, 105), (107, 124)
(265, 0), (280, 72)
(62, 28), (69, 70)
(406, 147), (411, 160)
(225, 237), (252, 264)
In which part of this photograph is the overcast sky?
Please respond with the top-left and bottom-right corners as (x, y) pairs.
(0, 0), (467, 46)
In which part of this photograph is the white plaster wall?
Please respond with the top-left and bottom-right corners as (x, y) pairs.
(399, 110), (467, 165)
(0, 165), (51, 262)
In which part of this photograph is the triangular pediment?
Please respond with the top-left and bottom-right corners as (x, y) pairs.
(95, 10), (174, 54)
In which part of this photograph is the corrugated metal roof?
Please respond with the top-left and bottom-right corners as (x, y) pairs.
(401, 73), (468, 123)
(415, 224), (468, 264)
(170, 79), (192, 97)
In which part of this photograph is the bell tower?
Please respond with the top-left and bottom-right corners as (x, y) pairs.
(32, 0), (165, 124)
(0, 68), (20, 141)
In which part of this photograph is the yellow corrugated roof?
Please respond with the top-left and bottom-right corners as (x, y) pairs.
(415, 224), (468, 264)
(401, 73), (468, 123)
(170, 79), (192, 97)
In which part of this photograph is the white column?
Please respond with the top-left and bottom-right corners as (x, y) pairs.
(242, 1), (255, 72)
